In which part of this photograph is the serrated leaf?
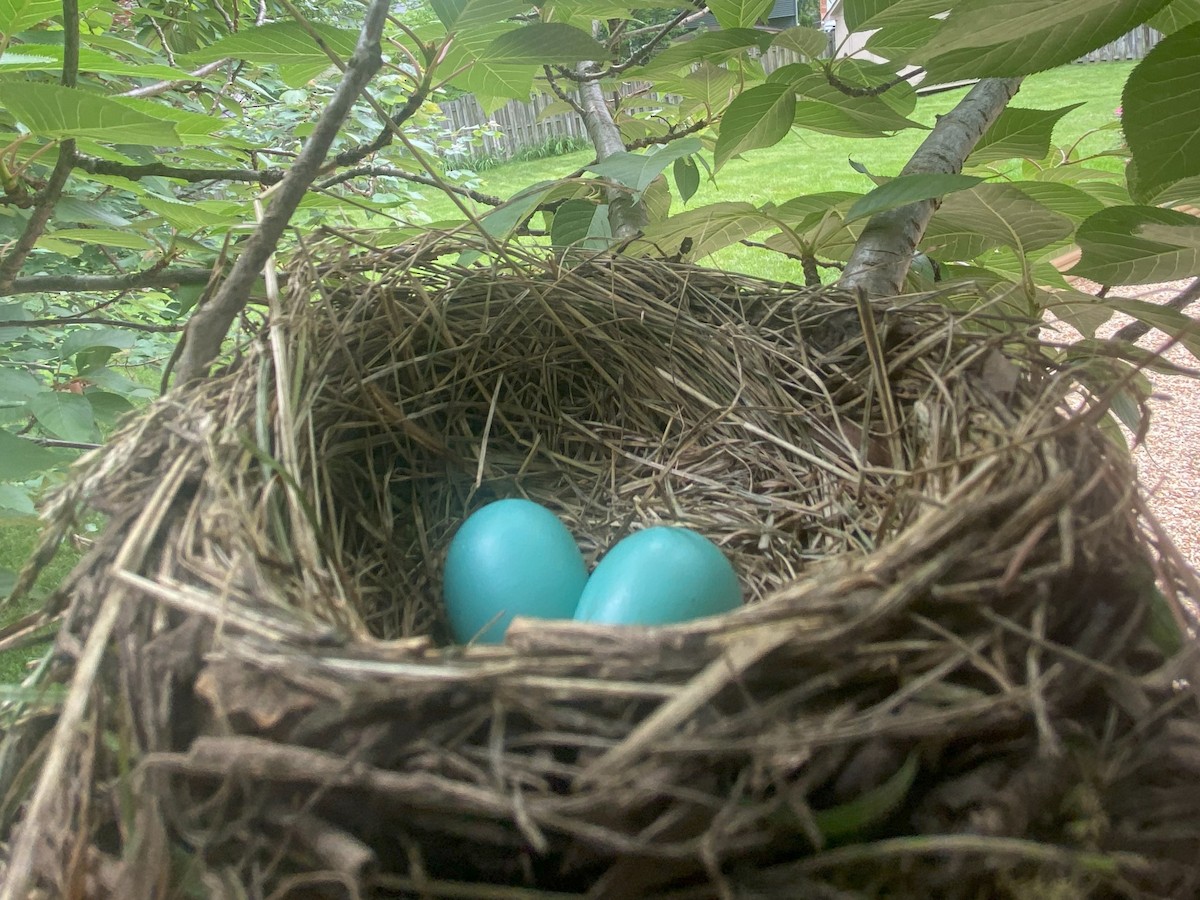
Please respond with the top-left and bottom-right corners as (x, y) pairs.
(0, 82), (179, 145)
(60, 327), (137, 361)
(633, 201), (774, 260)
(846, 174), (983, 222)
(967, 105), (1085, 166)
(550, 199), (613, 250)
(1149, 0), (1200, 33)
(920, 0), (1175, 81)
(44, 228), (153, 251)
(431, 0), (528, 29)
(864, 19), (942, 61)
(482, 23), (607, 64)
(714, 83), (797, 172)
(922, 183), (1074, 260)
(1070, 205), (1200, 284)
(772, 67), (924, 136)
(664, 60), (738, 110)
(1007, 181), (1106, 221)
(773, 25), (832, 58)
(709, 0), (775, 29)
(0, 367), (40, 403)
(478, 181), (557, 239)
(1122, 23), (1200, 199)
(1106, 296), (1200, 359)
(813, 752), (920, 840)
(442, 23), (534, 111)
(183, 22), (357, 87)
(674, 156), (700, 203)
(4, 42), (183, 80)
(141, 196), (246, 231)
(844, 0), (953, 32)
(0, 427), (68, 479)
(638, 28), (773, 76)
(52, 196), (131, 227)
(0, 0), (60, 35)
(30, 392), (97, 442)
(586, 138), (702, 194)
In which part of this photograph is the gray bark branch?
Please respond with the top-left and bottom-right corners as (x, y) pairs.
(174, 0), (391, 384)
(576, 60), (646, 240)
(839, 77), (1023, 299)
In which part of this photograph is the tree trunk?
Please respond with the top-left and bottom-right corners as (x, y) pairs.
(839, 77), (1023, 299)
(576, 52), (646, 239)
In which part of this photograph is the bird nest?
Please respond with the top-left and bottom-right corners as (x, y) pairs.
(2, 238), (1199, 899)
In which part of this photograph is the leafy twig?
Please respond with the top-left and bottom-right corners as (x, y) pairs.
(175, 0), (393, 383)
(315, 166), (502, 205)
(554, 6), (706, 82)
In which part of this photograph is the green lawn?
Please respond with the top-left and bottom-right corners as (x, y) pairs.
(424, 62), (1133, 282)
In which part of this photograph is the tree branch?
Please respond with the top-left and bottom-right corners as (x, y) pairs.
(117, 58), (229, 99)
(175, 0), (391, 383)
(5, 267), (216, 295)
(315, 166), (502, 205)
(1111, 278), (1200, 344)
(839, 77), (1022, 299)
(0, 0), (79, 296)
(0, 316), (184, 332)
(576, 57), (646, 240)
(624, 117), (712, 152)
(555, 7), (707, 82)
(543, 65), (586, 118)
(73, 155), (284, 185)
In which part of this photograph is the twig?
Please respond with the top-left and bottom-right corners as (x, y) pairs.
(0, 315), (184, 332)
(5, 267), (215, 295)
(552, 7), (706, 82)
(823, 63), (923, 98)
(73, 156), (284, 185)
(31, 438), (102, 450)
(1110, 277), (1200, 344)
(624, 117), (713, 152)
(315, 166), (502, 205)
(0, 0), (80, 296)
(542, 65), (586, 118)
(175, 0), (391, 383)
(117, 58), (229, 98)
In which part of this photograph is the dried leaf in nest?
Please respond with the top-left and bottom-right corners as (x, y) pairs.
(1, 238), (1197, 900)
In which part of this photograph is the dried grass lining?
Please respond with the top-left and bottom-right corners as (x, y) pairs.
(2, 241), (1199, 898)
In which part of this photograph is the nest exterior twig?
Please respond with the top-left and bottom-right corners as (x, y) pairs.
(1, 236), (1198, 899)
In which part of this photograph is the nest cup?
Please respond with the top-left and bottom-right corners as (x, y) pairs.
(2, 240), (1199, 898)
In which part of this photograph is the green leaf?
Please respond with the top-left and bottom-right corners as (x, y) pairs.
(0, 428), (68, 479)
(1106, 296), (1200, 360)
(923, 184), (1074, 260)
(662, 60), (738, 110)
(844, 0), (953, 32)
(1070, 205), (1200, 284)
(674, 156), (700, 204)
(86, 391), (137, 428)
(1149, 0), (1200, 32)
(709, 0), (775, 29)
(772, 67), (924, 136)
(3, 42), (183, 80)
(920, 0), (1174, 81)
(772, 25), (832, 59)
(482, 23), (607, 64)
(141, 196), (246, 231)
(549, 199), (612, 250)
(813, 752), (920, 840)
(183, 22), (357, 87)
(442, 23), (535, 111)
(44, 229), (153, 251)
(864, 19), (942, 61)
(0, 483), (34, 517)
(0, 367), (40, 403)
(29, 392), (97, 442)
(714, 83), (797, 172)
(1122, 23), (1200, 199)
(967, 104), (1085, 166)
(845, 174), (984, 222)
(0, 302), (31, 342)
(0, 83), (179, 145)
(1006, 181), (1106, 221)
(0, 0), (60, 35)
(586, 139), (702, 194)
(431, 0), (528, 29)
(633, 201), (774, 260)
(478, 181), (557, 240)
(638, 28), (773, 76)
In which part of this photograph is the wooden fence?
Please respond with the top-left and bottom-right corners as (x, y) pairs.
(437, 27), (1160, 162)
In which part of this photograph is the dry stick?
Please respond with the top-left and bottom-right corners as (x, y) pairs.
(173, 0), (391, 384)
(839, 77), (1023, 299)
(0, 0), (80, 296)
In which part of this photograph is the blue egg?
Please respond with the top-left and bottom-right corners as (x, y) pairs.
(443, 499), (588, 644)
(573, 526), (742, 626)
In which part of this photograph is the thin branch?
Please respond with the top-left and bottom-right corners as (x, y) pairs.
(73, 155), (284, 185)
(624, 117), (712, 152)
(315, 166), (502, 205)
(0, 316), (184, 332)
(543, 65), (586, 118)
(175, 0), (391, 383)
(823, 63), (923, 98)
(5, 267), (215, 295)
(0, 0), (78, 295)
(1111, 278), (1200, 344)
(840, 77), (1023, 298)
(31, 437), (101, 450)
(117, 58), (230, 99)
(554, 6), (705, 82)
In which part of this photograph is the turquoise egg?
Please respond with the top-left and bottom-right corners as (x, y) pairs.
(573, 526), (742, 626)
(443, 499), (588, 644)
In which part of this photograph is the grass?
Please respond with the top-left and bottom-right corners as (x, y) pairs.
(0, 62), (1135, 681)
(420, 62), (1133, 282)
